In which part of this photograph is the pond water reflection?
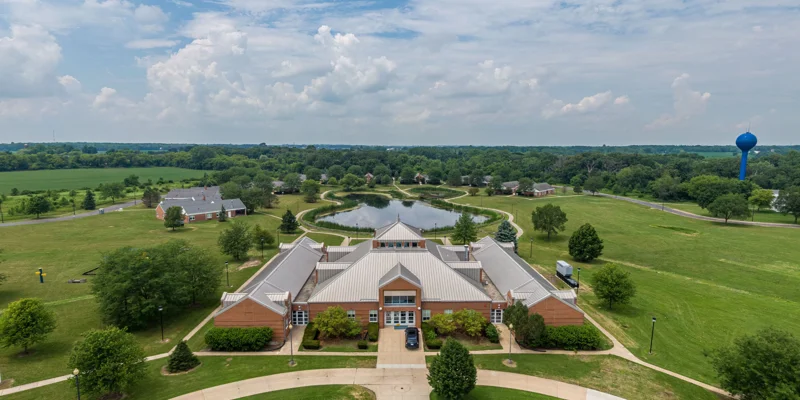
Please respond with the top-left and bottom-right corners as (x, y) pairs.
(318, 194), (488, 229)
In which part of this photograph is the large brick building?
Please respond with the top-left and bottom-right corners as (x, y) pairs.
(214, 220), (584, 343)
(155, 186), (247, 224)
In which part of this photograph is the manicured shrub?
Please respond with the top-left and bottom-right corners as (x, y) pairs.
(303, 322), (320, 341)
(453, 309), (488, 338)
(428, 339), (476, 400)
(485, 324), (499, 343)
(430, 313), (457, 336)
(421, 322), (437, 341)
(167, 341), (200, 373)
(426, 339), (443, 349)
(543, 324), (604, 351)
(357, 340), (368, 349)
(204, 327), (273, 351)
(367, 323), (379, 342)
(315, 306), (360, 339)
(302, 339), (321, 350)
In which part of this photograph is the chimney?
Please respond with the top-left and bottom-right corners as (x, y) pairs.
(464, 245), (469, 261)
(202, 194), (206, 201)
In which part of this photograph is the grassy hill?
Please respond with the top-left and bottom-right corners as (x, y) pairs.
(0, 167), (208, 193)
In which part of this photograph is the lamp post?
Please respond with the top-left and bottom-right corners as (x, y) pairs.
(277, 228), (280, 244)
(529, 239), (533, 258)
(225, 261), (230, 287)
(576, 267), (582, 297)
(434, 223), (437, 240)
(73, 369), (81, 400)
(288, 323), (296, 366)
(507, 323), (514, 363)
(649, 316), (656, 354)
(158, 306), (164, 342)
(356, 223), (359, 241)
(260, 238), (264, 258)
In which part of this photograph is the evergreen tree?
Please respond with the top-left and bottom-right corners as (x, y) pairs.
(218, 221), (253, 261)
(280, 210), (299, 233)
(82, 190), (96, 210)
(568, 223), (604, 262)
(0, 298), (57, 353)
(494, 220), (518, 253)
(219, 204), (227, 222)
(428, 339), (477, 399)
(164, 206), (184, 231)
(451, 213), (478, 244)
(167, 341), (200, 373)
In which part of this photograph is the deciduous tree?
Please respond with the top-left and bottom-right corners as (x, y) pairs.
(141, 187), (160, 208)
(568, 223), (604, 262)
(591, 263), (636, 310)
(749, 188), (775, 212)
(68, 327), (147, 398)
(0, 298), (56, 353)
(531, 204), (568, 240)
(451, 213), (478, 244)
(301, 179), (322, 203)
(775, 187), (800, 223)
(218, 221), (253, 261)
(252, 224), (275, 252)
(583, 176), (604, 195)
(99, 182), (125, 204)
(164, 206), (184, 230)
(314, 306), (360, 339)
(340, 173), (365, 191)
(708, 193), (750, 223)
(25, 195), (52, 218)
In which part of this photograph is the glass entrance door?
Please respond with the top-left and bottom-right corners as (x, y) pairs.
(384, 311), (416, 326)
(490, 309), (503, 324)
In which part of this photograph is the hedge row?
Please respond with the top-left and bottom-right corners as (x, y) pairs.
(204, 327), (273, 351)
(542, 324), (605, 351)
(485, 324), (499, 343)
(302, 322), (321, 350)
(368, 323), (379, 342)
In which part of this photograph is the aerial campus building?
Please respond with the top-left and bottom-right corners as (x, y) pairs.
(214, 219), (584, 343)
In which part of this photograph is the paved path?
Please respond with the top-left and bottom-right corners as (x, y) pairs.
(0, 200), (137, 227)
(445, 190), (524, 238)
(376, 328), (426, 369)
(589, 192), (799, 228)
(170, 367), (623, 400)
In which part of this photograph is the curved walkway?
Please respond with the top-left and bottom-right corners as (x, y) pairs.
(170, 368), (622, 400)
(0, 200), (137, 227)
(590, 192), (799, 228)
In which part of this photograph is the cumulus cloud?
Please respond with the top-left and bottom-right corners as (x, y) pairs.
(0, 25), (62, 98)
(646, 74), (711, 129)
(58, 75), (82, 94)
(125, 39), (180, 49)
(542, 91), (625, 119)
(134, 5), (169, 33)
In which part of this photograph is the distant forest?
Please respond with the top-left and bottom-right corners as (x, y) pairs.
(1, 142), (800, 195)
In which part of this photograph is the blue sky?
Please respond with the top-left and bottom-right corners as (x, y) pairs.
(0, 0), (798, 145)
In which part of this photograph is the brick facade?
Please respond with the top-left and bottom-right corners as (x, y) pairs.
(214, 298), (289, 342)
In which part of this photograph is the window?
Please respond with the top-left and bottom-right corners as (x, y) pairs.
(388, 242), (394, 248)
(422, 310), (431, 321)
(384, 295), (416, 305)
(369, 310), (378, 323)
(188, 215), (195, 221)
(444, 309), (453, 315)
(380, 242), (386, 248)
(412, 242), (418, 248)
(347, 310), (356, 320)
(206, 213), (213, 219)
(396, 242), (402, 248)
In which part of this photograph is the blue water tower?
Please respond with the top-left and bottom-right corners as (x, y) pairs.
(736, 132), (757, 180)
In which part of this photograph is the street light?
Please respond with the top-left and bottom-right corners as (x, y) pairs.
(577, 267), (582, 296)
(276, 228), (280, 244)
(288, 323), (296, 366)
(434, 223), (437, 240)
(158, 306), (164, 342)
(260, 238), (264, 258)
(73, 368), (81, 400)
(529, 238), (533, 258)
(507, 323), (514, 364)
(649, 316), (656, 354)
(225, 261), (230, 287)
(356, 223), (359, 241)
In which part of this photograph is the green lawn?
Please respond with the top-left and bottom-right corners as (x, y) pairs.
(263, 194), (326, 217)
(300, 339), (378, 352)
(431, 386), (557, 400)
(453, 194), (800, 385)
(0, 209), (300, 384)
(241, 385), (376, 400)
(467, 355), (717, 400)
(348, 238), (369, 245)
(305, 232), (346, 246)
(0, 167), (207, 193)
(3, 356), (377, 400)
(665, 201), (797, 224)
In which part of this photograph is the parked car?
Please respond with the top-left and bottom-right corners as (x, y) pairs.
(405, 327), (420, 349)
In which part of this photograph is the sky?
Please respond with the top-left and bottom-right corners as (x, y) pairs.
(0, 0), (798, 146)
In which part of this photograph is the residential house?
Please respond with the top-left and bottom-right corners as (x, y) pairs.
(155, 186), (246, 223)
(365, 172), (374, 183)
(517, 182), (556, 197)
(415, 173), (428, 184)
(213, 219), (583, 344)
(501, 181), (519, 194)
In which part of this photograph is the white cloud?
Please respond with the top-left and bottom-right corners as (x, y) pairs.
(647, 74), (711, 129)
(542, 91), (622, 119)
(93, 87), (118, 108)
(0, 25), (62, 98)
(58, 75), (82, 94)
(134, 4), (169, 33)
(125, 39), (180, 49)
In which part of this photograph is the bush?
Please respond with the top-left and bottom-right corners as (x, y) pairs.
(543, 324), (604, 351)
(357, 340), (368, 349)
(428, 339), (476, 399)
(303, 322), (319, 341)
(315, 306), (360, 339)
(453, 309), (488, 338)
(430, 313), (457, 336)
(485, 324), (499, 343)
(204, 327), (273, 351)
(167, 341), (200, 373)
(427, 339), (443, 349)
(302, 339), (321, 350)
(367, 323), (379, 342)
(421, 322), (437, 341)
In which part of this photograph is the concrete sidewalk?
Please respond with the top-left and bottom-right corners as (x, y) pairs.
(377, 328), (426, 368)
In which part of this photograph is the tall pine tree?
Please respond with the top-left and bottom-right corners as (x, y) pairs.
(451, 213), (478, 244)
(82, 190), (97, 210)
(280, 210), (299, 233)
(494, 220), (518, 253)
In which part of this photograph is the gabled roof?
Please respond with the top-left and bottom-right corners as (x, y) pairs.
(378, 262), (422, 288)
(159, 198), (246, 215)
(308, 250), (492, 303)
(164, 186), (221, 200)
(471, 237), (583, 313)
(534, 182), (554, 191)
(502, 181), (519, 189)
(374, 219), (424, 242)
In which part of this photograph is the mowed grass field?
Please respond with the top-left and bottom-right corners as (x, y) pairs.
(665, 201), (797, 224)
(0, 207), (301, 384)
(453, 194), (800, 384)
(0, 167), (208, 192)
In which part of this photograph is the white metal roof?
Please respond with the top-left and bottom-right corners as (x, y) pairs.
(447, 261), (482, 269)
(374, 220), (424, 242)
(308, 250), (492, 303)
(316, 262), (352, 270)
